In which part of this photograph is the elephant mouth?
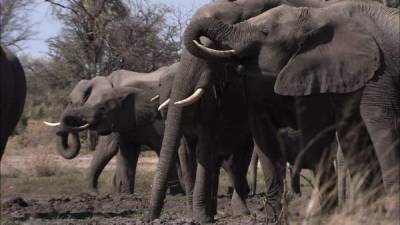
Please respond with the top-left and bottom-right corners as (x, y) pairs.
(63, 115), (93, 132)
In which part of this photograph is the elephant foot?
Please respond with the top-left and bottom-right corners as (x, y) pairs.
(86, 186), (99, 195)
(193, 209), (214, 224)
(113, 176), (134, 194)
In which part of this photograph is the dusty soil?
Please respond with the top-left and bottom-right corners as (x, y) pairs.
(2, 191), (309, 225)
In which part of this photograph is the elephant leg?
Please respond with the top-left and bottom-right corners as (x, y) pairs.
(210, 157), (222, 217)
(249, 146), (259, 196)
(335, 93), (383, 196)
(113, 140), (140, 194)
(167, 154), (185, 196)
(230, 146), (252, 216)
(86, 133), (119, 192)
(360, 79), (399, 217)
(192, 129), (215, 223)
(248, 111), (284, 222)
(288, 165), (301, 196)
(178, 137), (195, 215)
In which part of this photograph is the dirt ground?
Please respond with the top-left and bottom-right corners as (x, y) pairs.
(0, 122), (398, 225)
(0, 149), (310, 225)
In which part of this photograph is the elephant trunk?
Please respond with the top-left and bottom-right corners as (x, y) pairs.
(56, 130), (81, 159)
(149, 97), (184, 219)
(183, 17), (251, 62)
(150, 52), (209, 219)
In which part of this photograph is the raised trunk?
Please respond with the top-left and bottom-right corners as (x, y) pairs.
(56, 131), (81, 159)
(183, 17), (248, 62)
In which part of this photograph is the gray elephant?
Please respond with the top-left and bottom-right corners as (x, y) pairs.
(0, 46), (26, 161)
(148, 0), (348, 222)
(45, 64), (185, 194)
(249, 128), (302, 196)
(184, 0), (398, 211)
(156, 62), (255, 218)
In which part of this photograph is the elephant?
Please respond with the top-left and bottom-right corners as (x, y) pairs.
(183, 0), (398, 211)
(148, 0), (351, 222)
(156, 62), (256, 218)
(249, 128), (302, 197)
(0, 46), (26, 161)
(45, 64), (186, 194)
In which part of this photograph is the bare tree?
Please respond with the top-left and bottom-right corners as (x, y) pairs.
(45, 0), (128, 79)
(0, 0), (36, 49)
(45, 0), (181, 81)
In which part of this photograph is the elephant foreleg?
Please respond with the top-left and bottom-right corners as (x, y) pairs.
(192, 128), (215, 223)
(248, 111), (284, 222)
(113, 140), (140, 194)
(229, 144), (252, 216)
(360, 78), (399, 217)
(177, 137), (195, 215)
(86, 133), (119, 192)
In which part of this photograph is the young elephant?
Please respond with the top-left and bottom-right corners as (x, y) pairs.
(0, 46), (26, 161)
(45, 64), (185, 194)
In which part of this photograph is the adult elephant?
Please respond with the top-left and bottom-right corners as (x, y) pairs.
(148, 0), (344, 223)
(184, 0), (398, 207)
(157, 63), (255, 218)
(0, 46), (26, 161)
(45, 64), (185, 194)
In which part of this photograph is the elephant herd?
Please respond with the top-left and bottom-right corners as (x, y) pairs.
(1, 0), (399, 224)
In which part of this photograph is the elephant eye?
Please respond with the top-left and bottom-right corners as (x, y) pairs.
(261, 27), (269, 35)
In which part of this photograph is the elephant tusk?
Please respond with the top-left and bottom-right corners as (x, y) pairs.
(71, 123), (91, 130)
(150, 95), (160, 102)
(43, 121), (61, 127)
(193, 40), (236, 57)
(158, 99), (170, 111)
(174, 88), (204, 107)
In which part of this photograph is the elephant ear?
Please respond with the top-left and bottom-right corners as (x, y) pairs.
(274, 19), (381, 96)
(114, 87), (158, 125)
(69, 79), (91, 104)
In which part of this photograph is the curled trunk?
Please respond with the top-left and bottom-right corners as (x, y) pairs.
(56, 131), (81, 159)
(183, 17), (249, 62)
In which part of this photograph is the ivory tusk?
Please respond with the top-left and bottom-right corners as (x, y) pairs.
(150, 95), (160, 102)
(193, 40), (236, 55)
(43, 121), (61, 127)
(74, 123), (91, 130)
(158, 99), (170, 111)
(174, 88), (204, 107)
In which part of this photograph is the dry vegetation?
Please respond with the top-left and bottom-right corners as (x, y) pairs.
(1, 121), (398, 224)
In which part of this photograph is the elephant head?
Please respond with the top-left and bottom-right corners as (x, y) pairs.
(183, 1), (388, 96)
(45, 79), (98, 159)
(46, 74), (160, 159)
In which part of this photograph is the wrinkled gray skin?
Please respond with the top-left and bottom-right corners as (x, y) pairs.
(157, 64), (255, 218)
(55, 64), (185, 194)
(0, 46), (26, 161)
(149, 0), (348, 223)
(184, 0), (398, 211)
